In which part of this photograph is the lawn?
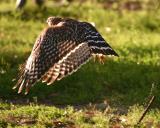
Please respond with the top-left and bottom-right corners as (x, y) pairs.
(0, 0), (160, 127)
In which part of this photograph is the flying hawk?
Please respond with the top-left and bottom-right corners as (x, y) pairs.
(13, 17), (118, 94)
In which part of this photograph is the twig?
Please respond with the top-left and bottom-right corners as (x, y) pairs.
(137, 96), (155, 125)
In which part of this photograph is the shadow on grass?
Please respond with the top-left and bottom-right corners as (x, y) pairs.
(0, 51), (160, 108)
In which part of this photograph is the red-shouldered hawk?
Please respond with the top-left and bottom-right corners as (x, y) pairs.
(13, 17), (118, 94)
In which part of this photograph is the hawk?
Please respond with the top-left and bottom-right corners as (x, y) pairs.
(13, 17), (118, 94)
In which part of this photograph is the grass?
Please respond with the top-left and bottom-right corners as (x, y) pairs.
(0, 0), (160, 127)
(0, 103), (160, 127)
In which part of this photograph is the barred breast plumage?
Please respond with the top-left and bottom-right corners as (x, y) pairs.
(13, 17), (118, 94)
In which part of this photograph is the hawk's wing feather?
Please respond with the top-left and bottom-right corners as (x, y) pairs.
(41, 43), (92, 85)
(84, 22), (118, 56)
(57, 43), (91, 81)
(13, 26), (81, 94)
(41, 63), (60, 85)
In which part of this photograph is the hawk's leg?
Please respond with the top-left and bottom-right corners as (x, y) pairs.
(99, 54), (105, 64)
(93, 54), (106, 64)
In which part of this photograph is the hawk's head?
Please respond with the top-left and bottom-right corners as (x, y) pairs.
(46, 17), (64, 27)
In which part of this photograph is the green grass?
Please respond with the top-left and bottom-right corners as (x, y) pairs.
(0, 103), (160, 127)
(0, 0), (160, 127)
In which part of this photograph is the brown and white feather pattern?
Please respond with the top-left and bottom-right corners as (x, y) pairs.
(13, 17), (118, 94)
(57, 43), (91, 81)
(82, 22), (118, 56)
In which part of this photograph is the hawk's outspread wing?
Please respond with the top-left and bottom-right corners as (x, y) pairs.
(13, 17), (118, 94)
(42, 42), (92, 85)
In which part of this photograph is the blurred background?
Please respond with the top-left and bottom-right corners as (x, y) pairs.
(0, 0), (160, 105)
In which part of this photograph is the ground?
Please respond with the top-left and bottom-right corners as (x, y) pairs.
(0, 0), (160, 127)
